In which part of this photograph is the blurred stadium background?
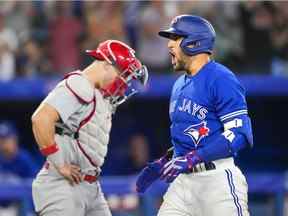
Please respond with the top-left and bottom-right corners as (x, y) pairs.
(0, 1), (287, 216)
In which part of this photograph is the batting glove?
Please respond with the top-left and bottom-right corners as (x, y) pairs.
(136, 147), (174, 193)
(160, 151), (202, 183)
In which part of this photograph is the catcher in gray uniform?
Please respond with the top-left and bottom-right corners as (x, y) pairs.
(31, 40), (148, 216)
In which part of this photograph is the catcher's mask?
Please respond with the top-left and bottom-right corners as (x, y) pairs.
(86, 40), (148, 107)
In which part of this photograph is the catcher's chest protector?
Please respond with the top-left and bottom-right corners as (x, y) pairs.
(77, 89), (113, 167)
(65, 72), (113, 168)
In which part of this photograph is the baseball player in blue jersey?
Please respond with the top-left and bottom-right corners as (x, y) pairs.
(136, 15), (253, 216)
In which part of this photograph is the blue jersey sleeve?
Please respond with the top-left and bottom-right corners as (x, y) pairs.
(213, 75), (248, 123)
(213, 74), (254, 148)
(196, 74), (253, 162)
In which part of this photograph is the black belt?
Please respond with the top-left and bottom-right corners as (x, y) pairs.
(55, 126), (79, 139)
(190, 162), (216, 173)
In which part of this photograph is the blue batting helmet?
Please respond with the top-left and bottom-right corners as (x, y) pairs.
(158, 15), (216, 56)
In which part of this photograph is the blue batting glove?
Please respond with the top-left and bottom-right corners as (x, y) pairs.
(136, 156), (168, 193)
(160, 151), (202, 183)
(136, 147), (174, 193)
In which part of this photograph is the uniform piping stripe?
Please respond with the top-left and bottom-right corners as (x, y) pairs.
(226, 170), (241, 216)
(62, 72), (98, 168)
(220, 110), (247, 119)
(220, 110), (247, 120)
(76, 140), (97, 167)
(65, 73), (94, 104)
(76, 97), (98, 168)
(223, 111), (247, 121)
(227, 169), (243, 215)
(220, 110), (248, 121)
(225, 169), (243, 216)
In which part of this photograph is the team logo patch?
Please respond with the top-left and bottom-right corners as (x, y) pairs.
(184, 121), (210, 146)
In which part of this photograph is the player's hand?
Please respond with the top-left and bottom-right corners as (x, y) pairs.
(160, 151), (202, 183)
(56, 164), (82, 186)
(136, 156), (167, 193)
(136, 147), (174, 193)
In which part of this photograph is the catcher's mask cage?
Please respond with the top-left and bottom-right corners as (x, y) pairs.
(86, 40), (148, 109)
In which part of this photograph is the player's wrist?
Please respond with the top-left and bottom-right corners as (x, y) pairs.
(158, 146), (174, 164)
(40, 143), (65, 167)
(186, 150), (202, 170)
(40, 143), (59, 156)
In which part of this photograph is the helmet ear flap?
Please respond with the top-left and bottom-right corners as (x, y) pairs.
(180, 36), (213, 56)
(180, 37), (197, 56)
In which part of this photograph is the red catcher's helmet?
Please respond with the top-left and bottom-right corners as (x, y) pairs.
(86, 40), (148, 107)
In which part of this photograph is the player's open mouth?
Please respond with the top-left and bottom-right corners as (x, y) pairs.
(169, 51), (176, 65)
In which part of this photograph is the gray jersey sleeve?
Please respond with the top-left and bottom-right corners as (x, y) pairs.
(43, 84), (82, 123)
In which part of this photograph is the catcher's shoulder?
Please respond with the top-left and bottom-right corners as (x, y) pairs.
(65, 73), (94, 103)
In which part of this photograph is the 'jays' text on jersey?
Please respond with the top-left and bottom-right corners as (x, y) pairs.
(169, 60), (253, 159)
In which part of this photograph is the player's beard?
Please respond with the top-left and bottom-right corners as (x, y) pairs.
(173, 54), (190, 72)
(173, 60), (185, 71)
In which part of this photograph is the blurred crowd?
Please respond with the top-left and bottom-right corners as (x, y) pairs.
(0, 0), (287, 81)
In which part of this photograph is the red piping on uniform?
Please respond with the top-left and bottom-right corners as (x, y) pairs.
(63, 71), (82, 79)
(62, 71), (98, 168)
(78, 96), (96, 129)
(76, 96), (98, 168)
(64, 72), (94, 104)
(76, 140), (98, 167)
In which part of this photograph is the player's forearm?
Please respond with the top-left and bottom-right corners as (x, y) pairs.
(196, 115), (253, 162)
(31, 103), (59, 149)
(32, 114), (56, 149)
(32, 104), (66, 166)
(196, 133), (247, 162)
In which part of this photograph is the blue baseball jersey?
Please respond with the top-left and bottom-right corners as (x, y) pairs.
(169, 60), (249, 158)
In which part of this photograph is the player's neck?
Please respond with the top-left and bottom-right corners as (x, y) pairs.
(83, 61), (103, 88)
(187, 54), (210, 76)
